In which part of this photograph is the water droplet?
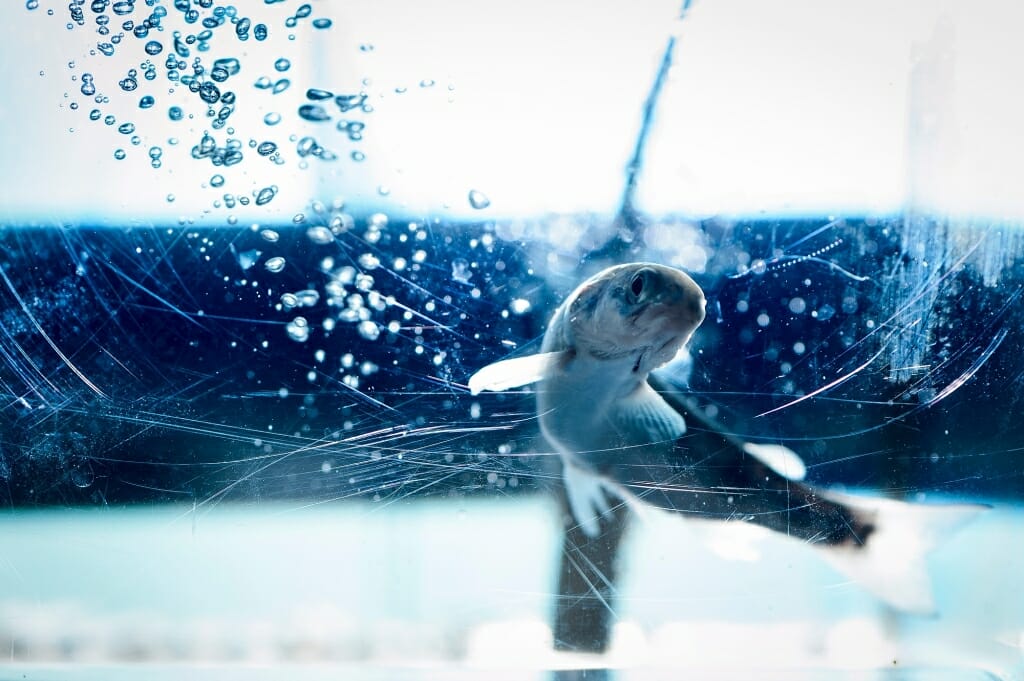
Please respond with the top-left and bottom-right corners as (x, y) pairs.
(254, 23), (268, 40)
(25, 0), (39, 10)
(260, 229), (280, 242)
(144, 40), (163, 55)
(359, 43), (374, 52)
(274, 57), (291, 72)
(272, 78), (290, 94)
(210, 174), (225, 187)
(117, 122), (135, 134)
(312, 17), (332, 29)
(357, 320), (380, 341)
(139, 95), (155, 109)
(119, 77), (138, 92)
(168, 106), (184, 121)
(815, 304), (836, 321)
(166, 193), (176, 202)
(468, 189), (490, 210)
(264, 256), (286, 273)
(148, 146), (162, 159)
(263, 112), (281, 126)
(113, 148), (126, 160)
(350, 150), (365, 162)
(419, 79), (435, 88)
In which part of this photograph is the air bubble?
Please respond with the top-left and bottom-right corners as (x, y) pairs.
(255, 186), (277, 205)
(468, 190), (490, 210)
(306, 226), (334, 244)
(264, 256), (286, 273)
(263, 112), (281, 126)
(144, 40), (163, 55)
(274, 57), (291, 72)
(286, 316), (309, 342)
(357, 320), (380, 341)
(210, 174), (225, 187)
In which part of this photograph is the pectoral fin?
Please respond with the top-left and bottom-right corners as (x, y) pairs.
(742, 442), (807, 481)
(615, 383), (687, 443)
(467, 351), (568, 395)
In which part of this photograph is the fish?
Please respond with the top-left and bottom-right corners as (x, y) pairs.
(469, 262), (985, 614)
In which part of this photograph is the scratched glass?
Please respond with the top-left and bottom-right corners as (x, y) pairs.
(0, 1), (1020, 680)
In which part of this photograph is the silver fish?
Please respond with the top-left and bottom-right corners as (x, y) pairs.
(470, 262), (984, 613)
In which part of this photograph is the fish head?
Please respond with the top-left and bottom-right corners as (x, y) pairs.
(561, 262), (705, 374)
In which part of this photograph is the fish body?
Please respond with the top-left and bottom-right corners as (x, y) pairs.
(469, 262), (984, 613)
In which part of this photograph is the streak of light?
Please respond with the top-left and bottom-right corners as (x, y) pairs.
(0, 265), (107, 398)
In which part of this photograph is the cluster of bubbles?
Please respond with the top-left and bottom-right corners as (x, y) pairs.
(41, 0), (380, 202)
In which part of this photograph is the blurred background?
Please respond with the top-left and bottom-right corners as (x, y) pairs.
(0, 0), (1022, 678)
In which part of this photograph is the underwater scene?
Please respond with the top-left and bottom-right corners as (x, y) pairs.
(0, 1), (1022, 679)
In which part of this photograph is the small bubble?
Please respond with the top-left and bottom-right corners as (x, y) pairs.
(138, 95), (155, 109)
(271, 78), (290, 94)
(451, 258), (471, 284)
(210, 174), (225, 187)
(263, 112), (281, 126)
(350, 150), (365, 162)
(357, 320), (380, 341)
(168, 106), (184, 121)
(510, 298), (531, 314)
(468, 189), (490, 210)
(264, 256), (286, 273)
(286, 316), (310, 342)
(312, 18), (332, 29)
(359, 43), (374, 52)
(419, 79), (435, 88)
(119, 77), (138, 92)
(114, 148), (126, 160)
(274, 57), (291, 72)
(148, 146), (162, 159)
(144, 40), (163, 55)
(257, 141), (277, 155)
(255, 186), (277, 205)
(166, 193), (175, 202)
(788, 297), (806, 314)
(261, 229), (280, 242)
(117, 122), (135, 134)
(306, 226), (334, 245)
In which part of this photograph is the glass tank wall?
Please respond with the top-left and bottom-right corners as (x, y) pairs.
(0, 1), (1022, 679)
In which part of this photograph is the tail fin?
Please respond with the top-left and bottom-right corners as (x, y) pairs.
(818, 491), (988, 614)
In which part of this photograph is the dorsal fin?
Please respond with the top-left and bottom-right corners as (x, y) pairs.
(467, 351), (569, 395)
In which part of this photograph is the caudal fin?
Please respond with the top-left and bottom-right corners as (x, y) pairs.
(819, 491), (987, 614)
